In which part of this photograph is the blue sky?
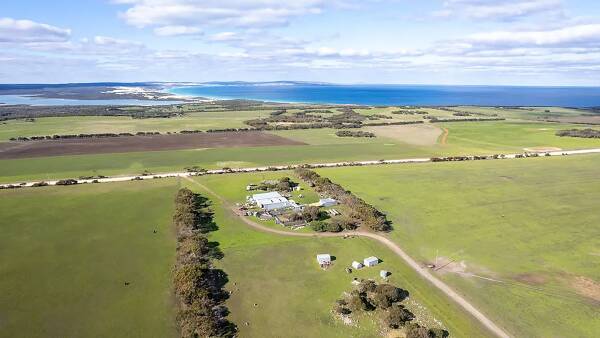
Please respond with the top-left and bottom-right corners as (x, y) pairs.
(2, 0), (600, 85)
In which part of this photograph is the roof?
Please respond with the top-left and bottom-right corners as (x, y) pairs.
(253, 191), (291, 207)
(259, 197), (288, 205)
(320, 198), (337, 203)
(364, 256), (379, 262)
(317, 254), (331, 262)
(253, 191), (283, 200)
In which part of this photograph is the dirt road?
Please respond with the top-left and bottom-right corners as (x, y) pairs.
(183, 177), (511, 338)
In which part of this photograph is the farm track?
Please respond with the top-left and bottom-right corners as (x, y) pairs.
(182, 176), (511, 338)
(439, 128), (449, 145)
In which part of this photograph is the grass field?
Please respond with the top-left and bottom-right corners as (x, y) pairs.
(319, 154), (600, 338)
(1, 120), (598, 183)
(0, 110), (272, 141)
(0, 180), (180, 338)
(181, 173), (492, 337)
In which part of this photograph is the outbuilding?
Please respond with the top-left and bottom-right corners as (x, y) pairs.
(351, 261), (363, 269)
(318, 198), (338, 207)
(380, 270), (389, 278)
(316, 254), (332, 266)
(252, 191), (292, 211)
(363, 256), (379, 267)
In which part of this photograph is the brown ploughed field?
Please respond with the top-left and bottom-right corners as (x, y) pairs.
(0, 131), (306, 159)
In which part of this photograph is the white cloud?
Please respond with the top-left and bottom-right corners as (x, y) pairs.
(435, 0), (563, 20)
(114, 0), (331, 32)
(153, 25), (202, 36)
(0, 17), (71, 43)
(464, 24), (600, 49)
(209, 31), (240, 42)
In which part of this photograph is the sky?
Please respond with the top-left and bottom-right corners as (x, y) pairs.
(2, 0), (600, 85)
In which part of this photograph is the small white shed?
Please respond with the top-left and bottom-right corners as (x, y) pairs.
(380, 270), (389, 278)
(317, 254), (332, 266)
(351, 261), (363, 269)
(363, 256), (379, 267)
(318, 198), (338, 207)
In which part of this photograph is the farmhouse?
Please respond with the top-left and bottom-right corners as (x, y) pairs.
(364, 256), (379, 267)
(251, 191), (293, 211)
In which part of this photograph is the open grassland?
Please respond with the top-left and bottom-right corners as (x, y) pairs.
(181, 174), (491, 337)
(1, 120), (598, 184)
(0, 180), (180, 338)
(0, 110), (272, 141)
(0, 143), (430, 183)
(319, 154), (600, 338)
(437, 121), (600, 153)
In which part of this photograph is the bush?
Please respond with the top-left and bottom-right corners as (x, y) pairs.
(347, 291), (374, 312)
(302, 206), (322, 222)
(326, 222), (342, 232)
(55, 179), (78, 185)
(556, 128), (600, 138)
(384, 304), (414, 328)
(335, 130), (376, 138)
(310, 220), (328, 232)
(330, 216), (357, 230)
(405, 323), (448, 338)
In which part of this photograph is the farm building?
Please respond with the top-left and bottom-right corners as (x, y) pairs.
(351, 261), (363, 269)
(318, 198), (338, 207)
(363, 256), (379, 267)
(380, 270), (389, 278)
(316, 254), (332, 266)
(251, 192), (293, 211)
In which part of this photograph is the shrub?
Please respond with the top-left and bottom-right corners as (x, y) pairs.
(310, 220), (328, 232)
(326, 222), (342, 232)
(556, 128), (600, 138)
(55, 179), (78, 185)
(335, 130), (376, 138)
(384, 304), (414, 328)
(347, 291), (373, 312)
(330, 216), (357, 230)
(302, 206), (322, 222)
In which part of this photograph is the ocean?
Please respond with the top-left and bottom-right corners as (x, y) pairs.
(170, 83), (600, 107)
(0, 95), (183, 106)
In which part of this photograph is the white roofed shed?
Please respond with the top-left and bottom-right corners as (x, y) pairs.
(252, 191), (292, 211)
(317, 254), (331, 265)
(351, 261), (363, 269)
(363, 256), (379, 267)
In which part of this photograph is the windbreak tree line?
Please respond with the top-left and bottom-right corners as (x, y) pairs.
(172, 188), (236, 338)
(295, 168), (391, 232)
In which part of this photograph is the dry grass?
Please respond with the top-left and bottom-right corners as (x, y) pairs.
(364, 124), (443, 146)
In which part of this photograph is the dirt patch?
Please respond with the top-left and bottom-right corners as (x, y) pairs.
(571, 276), (600, 302)
(523, 146), (562, 152)
(364, 124), (443, 146)
(514, 273), (547, 286)
(432, 257), (467, 274)
(0, 131), (306, 159)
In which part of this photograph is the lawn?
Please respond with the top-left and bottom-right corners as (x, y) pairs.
(318, 154), (600, 338)
(0, 179), (180, 338)
(180, 174), (492, 337)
